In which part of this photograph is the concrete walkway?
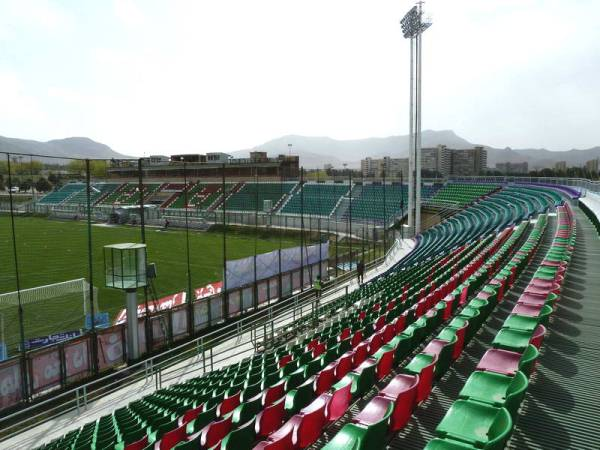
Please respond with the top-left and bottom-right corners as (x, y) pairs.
(2, 240), (415, 449)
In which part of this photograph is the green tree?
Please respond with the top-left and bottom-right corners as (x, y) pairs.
(35, 177), (52, 192)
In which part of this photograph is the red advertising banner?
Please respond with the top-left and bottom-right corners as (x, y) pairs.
(113, 282), (222, 325)
(97, 329), (124, 371)
(0, 359), (22, 410)
(30, 348), (61, 394)
(64, 339), (90, 382)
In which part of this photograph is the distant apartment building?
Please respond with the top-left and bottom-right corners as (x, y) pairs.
(422, 145), (450, 176)
(585, 158), (599, 173)
(361, 157), (408, 178)
(421, 145), (487, 176)
(496, 161), (529, 174)
(555, 161), (567, 171)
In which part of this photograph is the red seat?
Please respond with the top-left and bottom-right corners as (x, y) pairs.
(294, 395), (328, 448)
(218, 390), (241, 416)
(381, 324), (395, 344)
(315, 363), (336, 395)
(256, 396), (286, 437)
(530, 324), (546, 349)
(387, 300), (396, 311)
(352, 342), (369, 368)
(375, 348), (395, 381)
(351, 330), (363, 348)
(157, 423), (187, 450)
(278, 354), (292, 369)
(374, 315), (386, 331)
(415, 300), (427, 317)
(261, 417), (296, 450)
(339, 327), (351, 341)
(450, 323), (467, 360)
(358, 311), (366, 321)
(476, 348), (522, 376)
(306, 339), (319, 352)
(334, 351), (354, 381)
(379, 374), (419, 431)
(179, 404), (203, 426)
(393, 315), (406, 335)
(312, 342), (326, 358)
(262, 381), (285, 406)
(354, 396), (394, 426)
(441, 295), (454, 320)
(511, 303), (544, 317)
(324, 379), (352, 421)
(200, 415), (232, 449)
(125, 436), (148, 450)
(367, 333), (383, 356)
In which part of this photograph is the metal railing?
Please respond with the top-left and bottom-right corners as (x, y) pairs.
(0, 247), (396, 442)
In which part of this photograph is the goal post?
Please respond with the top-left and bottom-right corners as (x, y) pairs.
(0, 278), (99, 354)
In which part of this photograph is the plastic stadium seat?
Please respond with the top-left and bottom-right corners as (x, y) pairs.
(379, 374), (419, 431)
(476, 349), (522, 376)
(173, 434), (201, 449)
(256, 396), (286, 437)
(351, 330), (363, 348)
(179, 405), (203, 426)
(492, 328), (534, 352)
(325, 379), (352, 421)
(352, 342), (369, 368)
(437, 326), (464, 360)
(221, 418), (257, 450)
(354, 396), (394, 426)
(156, 424), (187, 450)
(218, 391), (241, 416)
(373, 345), (395, 380)
(435, 400), (512, 450)
(403, 353), (437, 403)
(262, 381), (285, 406)
(334, 351), (354, 381)
(200, 414), (232, 449)
(294, 394), (329, 448)
(124, 436), (148, 450)
(459, 370), (528, 420)
(367, 332), (383, 355)
(233, 394), (263, 425)
(529, 324), (546, 349)
(422, 338), (454, 379)
(345, 359), (377, 398)
(315, 364), (336, 395)
(285, 378), (316, 415)
(324, 397), (393, 450)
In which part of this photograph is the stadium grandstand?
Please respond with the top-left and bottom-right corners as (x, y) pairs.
(3, 178), (599, 450)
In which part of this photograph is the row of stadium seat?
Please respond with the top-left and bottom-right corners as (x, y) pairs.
(428, 183), (500, 208)
(320, 216), (543, 449)
(36, 210), (500, 449)
(35, 186), (565, 450)
(425, 203), (574, 449)
(37, 183), (86, 204)
(219, 183), (296, 212)
(280, 183), (349, 217)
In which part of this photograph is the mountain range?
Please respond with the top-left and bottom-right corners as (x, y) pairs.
(1, 132), (599, 170)
(0, 136), (128, 163)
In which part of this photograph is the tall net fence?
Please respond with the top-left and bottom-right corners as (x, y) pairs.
(0, 151), (401, 410)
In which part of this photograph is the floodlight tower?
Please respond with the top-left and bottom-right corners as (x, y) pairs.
(401, 2), (431, 236)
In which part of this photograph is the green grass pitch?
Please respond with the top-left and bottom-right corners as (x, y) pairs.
(0, 215), (299, 351)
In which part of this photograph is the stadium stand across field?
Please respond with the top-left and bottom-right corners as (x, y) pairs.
(16, 183), (599, 450)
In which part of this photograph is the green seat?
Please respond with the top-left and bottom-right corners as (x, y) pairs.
(502, 314), (539, 333)
(185, 405), (216, 434)
(232, 395), (262, 425)
(435, 400), (512, 450)
(284, 368), (306, 391)
(492, 328), (532, 352)
(389, 333), (414, 361)
(322, 399), (393, 450)
(518, 344), (539, 377)
(220, 418), (256, 450)
(344, 360), (377, 399)
(459, 370), (528, 419)
(285, 377), (316, 415)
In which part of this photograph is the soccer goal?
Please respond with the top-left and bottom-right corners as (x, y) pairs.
(0, 279), (99, 353)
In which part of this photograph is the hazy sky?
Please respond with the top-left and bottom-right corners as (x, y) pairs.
(1, 0), (599, 156)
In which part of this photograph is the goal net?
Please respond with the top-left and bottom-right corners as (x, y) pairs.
(0, 279), (99, 353)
